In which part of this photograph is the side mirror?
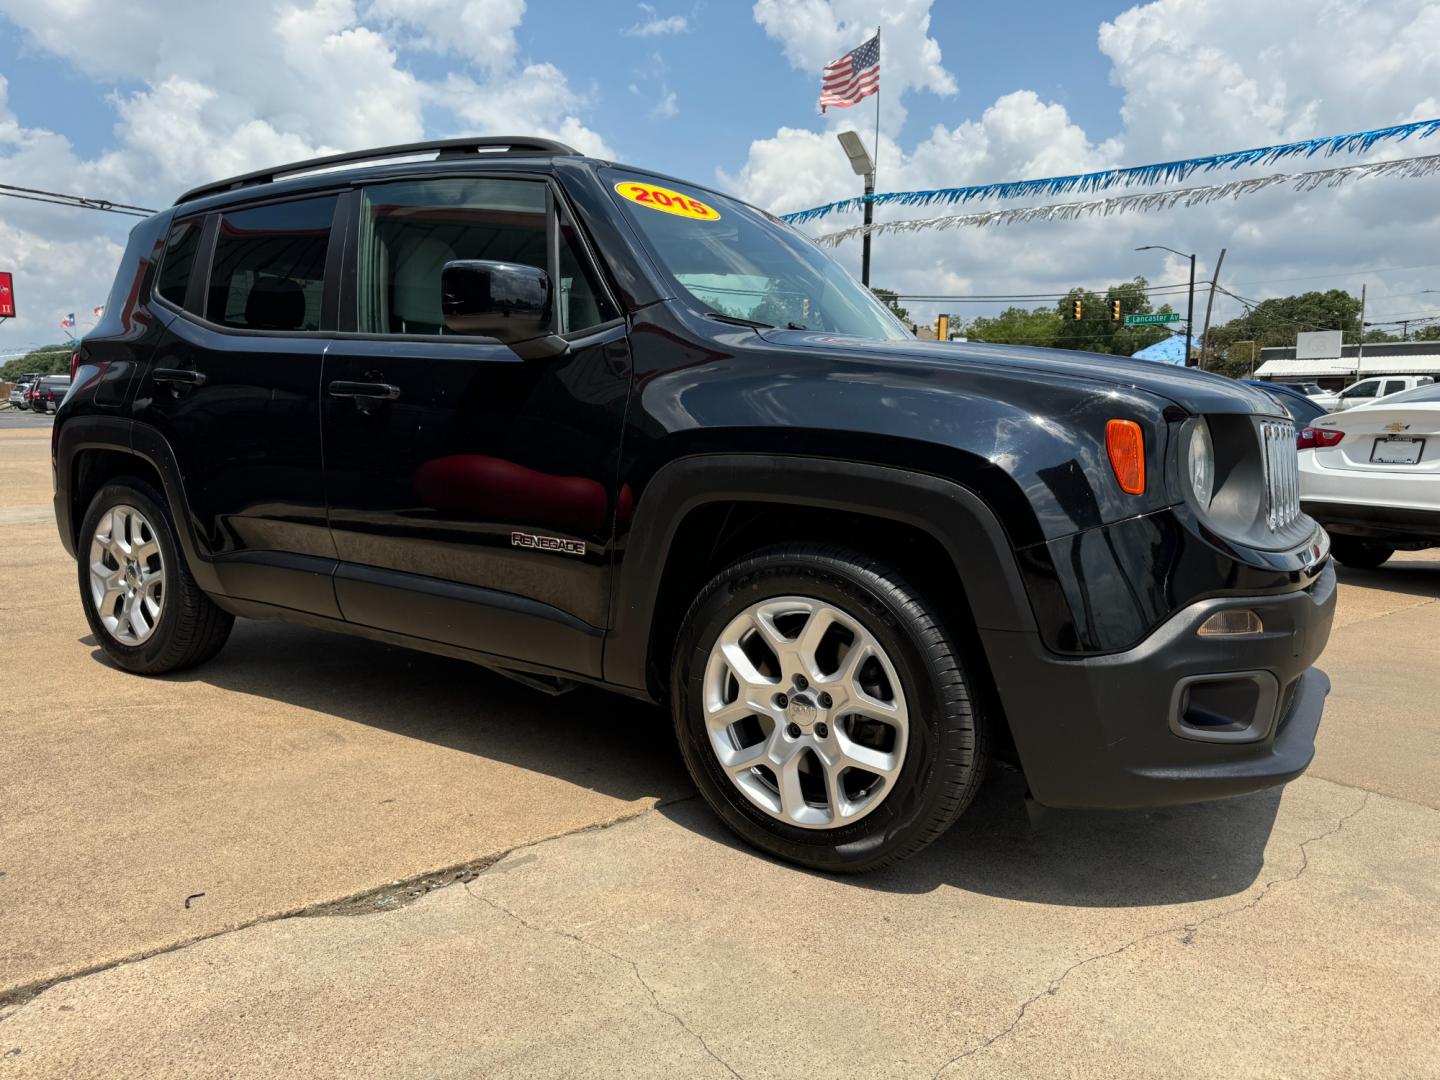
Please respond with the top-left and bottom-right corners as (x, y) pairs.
(440, 260), (567, 358)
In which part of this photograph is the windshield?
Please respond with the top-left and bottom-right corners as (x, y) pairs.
(604, 169), (911, 342)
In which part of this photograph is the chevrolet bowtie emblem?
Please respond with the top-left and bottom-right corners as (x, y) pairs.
(1384, 422), (1410, 432)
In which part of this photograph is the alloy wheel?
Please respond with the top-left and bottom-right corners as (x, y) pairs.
(89, 504), (166, 645)
(702, 595), (909, 829)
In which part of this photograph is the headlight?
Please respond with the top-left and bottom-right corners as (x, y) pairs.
(1186, 418), (1215, 507)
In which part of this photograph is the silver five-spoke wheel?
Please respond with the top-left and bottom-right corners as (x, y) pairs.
(703, 595), (909, 829)
(89, 504), (165, 645)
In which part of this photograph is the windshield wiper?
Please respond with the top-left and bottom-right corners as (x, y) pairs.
(704, 312), (774, 330)
(786, 322), (809, 330)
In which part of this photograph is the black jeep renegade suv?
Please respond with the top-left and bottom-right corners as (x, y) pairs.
(53, 137), (1335, 872)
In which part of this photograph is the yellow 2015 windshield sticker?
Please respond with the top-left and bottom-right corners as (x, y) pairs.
(614, 181), (720, 221)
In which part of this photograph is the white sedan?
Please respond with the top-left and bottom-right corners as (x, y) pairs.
(1299, 382), (1440, 567)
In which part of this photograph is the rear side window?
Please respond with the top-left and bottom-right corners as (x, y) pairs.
(206, 196), (337, 332)
(1382, 380), (1407, 395)
(156, 219), (202, 308)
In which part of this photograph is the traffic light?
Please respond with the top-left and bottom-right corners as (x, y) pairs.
(1071, 299), (1083, 321)
(1110, 299), (1122, 322)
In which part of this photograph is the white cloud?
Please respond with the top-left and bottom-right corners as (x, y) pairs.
(730, 0), (1440, 333)
(651, 89), (680, 120)
(624, 3), (690, 37)
(0, 0), (612, 344)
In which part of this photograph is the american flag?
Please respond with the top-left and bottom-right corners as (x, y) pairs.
(92, 305), (105, 318)
(820, 32), (880, 112)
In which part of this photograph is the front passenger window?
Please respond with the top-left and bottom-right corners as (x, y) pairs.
(357, 178), (615, 337)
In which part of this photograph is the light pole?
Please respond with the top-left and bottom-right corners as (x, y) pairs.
(837, 131), (876, 287)
(1137, 244), (1196, 366)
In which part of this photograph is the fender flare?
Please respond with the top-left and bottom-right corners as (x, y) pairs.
(56, 416), (224, 594)
(602, 453), (1039, 691)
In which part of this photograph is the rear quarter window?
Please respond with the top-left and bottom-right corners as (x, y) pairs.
(155, 219), (203, 309)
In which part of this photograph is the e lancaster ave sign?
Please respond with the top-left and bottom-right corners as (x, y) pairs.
(1124, 311), (1181, 326)
(0, 271), (14, 320)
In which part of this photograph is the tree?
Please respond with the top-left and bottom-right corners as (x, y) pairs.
(870, 287), (911, 325)
(1, 344), (71, 382)
(964, 276), (1173, 355)
(1207, 288), (1366, 378)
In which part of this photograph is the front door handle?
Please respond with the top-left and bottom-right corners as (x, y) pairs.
(153, 368), (207, 386)
(328, 381), (401, 401)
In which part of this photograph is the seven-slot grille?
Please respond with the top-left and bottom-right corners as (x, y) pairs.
(1261, 420), (1300, 530)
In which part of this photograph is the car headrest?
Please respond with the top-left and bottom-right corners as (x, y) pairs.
(245, 277), (306, 331)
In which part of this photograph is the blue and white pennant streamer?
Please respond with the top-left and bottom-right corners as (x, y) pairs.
(783, 118), (1440, 224)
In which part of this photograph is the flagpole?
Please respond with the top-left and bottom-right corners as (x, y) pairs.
(861, 24), (879, 288)
(872, 25), (881, 181)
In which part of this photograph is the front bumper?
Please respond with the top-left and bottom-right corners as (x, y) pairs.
(981, 559), (1336, 809)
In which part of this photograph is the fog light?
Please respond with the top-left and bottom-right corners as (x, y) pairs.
(1197, 609), (1264, 637)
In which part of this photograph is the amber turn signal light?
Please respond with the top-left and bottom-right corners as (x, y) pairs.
(1106, 419), (1146, 495)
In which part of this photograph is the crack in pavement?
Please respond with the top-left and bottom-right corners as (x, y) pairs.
(0, 798), (695, 1020)
(463, 881), (744, 1080)
(930, 790), (1372, 1078)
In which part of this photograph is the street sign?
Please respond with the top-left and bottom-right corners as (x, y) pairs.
(1124, 311), (1180, 326)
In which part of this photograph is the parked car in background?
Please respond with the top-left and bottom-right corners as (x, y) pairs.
(1299, 382), (1440, 567)
(1309, 374), (1434, 413)
(1287, 382), (1326, 399)
(9, 382), (33, 409)
(29, 375), (72, 414)
(1244, 381), (1326, 430)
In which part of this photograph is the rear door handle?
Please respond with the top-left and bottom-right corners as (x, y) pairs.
(153, 368), (207, 386)
(328, 380), (401, 401)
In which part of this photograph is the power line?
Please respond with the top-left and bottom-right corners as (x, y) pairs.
(893, 281), (1195, 303)
(0, 183), (155, 218)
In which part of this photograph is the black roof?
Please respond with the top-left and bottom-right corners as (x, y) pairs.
(174, 136), (580, 206)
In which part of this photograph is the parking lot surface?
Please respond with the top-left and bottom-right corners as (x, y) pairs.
(1, 425), (1437, 1078)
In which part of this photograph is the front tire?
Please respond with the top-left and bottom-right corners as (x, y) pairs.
(671, 543), (988, 873)
(1330, 535), (1394, 569)
(78, 478), (234, 674)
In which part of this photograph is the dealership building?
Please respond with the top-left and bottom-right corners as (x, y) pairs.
(1254, 338), (1440, 389)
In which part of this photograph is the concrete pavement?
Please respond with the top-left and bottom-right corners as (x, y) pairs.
(2, 425), (1437, 1078)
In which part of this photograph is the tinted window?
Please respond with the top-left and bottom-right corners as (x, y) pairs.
(1343, 380), (1378, 399)
(206, 196), (336, 332)
(1382, 380), (1406, 396)
(356, 178), (614, 336)
(156, 219), (202, 308)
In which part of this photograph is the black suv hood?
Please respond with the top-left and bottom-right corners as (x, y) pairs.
(758, 329), (1280, 416)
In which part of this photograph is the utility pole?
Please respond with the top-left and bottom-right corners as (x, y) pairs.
(1198, 247), (1227, 371)
(1136, 244), (1196, 365)
(1355, 283), (1366, 382)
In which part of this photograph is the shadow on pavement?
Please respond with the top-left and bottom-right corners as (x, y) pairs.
(89, 618), (1282, 907)
(657, 771), (1282, 907)
(88, 619), (689, 806)
(1335, 554), (1440, 599)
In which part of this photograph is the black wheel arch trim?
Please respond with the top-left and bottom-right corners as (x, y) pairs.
(55, 416), (224, 594)
(602, 453), (1039, 692)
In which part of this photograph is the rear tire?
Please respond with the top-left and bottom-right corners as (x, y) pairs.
(1330, 536), (1394, 569)
(78, 478), (234, 674)
(671, 543), (988, 873)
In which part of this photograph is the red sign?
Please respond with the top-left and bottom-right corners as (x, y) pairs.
(0, 272), (14, 319)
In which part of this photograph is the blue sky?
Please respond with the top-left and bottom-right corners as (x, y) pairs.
(2, 0), (1438, 345)
(1, 1), (1130, 192)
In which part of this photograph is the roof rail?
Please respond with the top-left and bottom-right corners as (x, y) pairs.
(174, 136), (581, 206)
